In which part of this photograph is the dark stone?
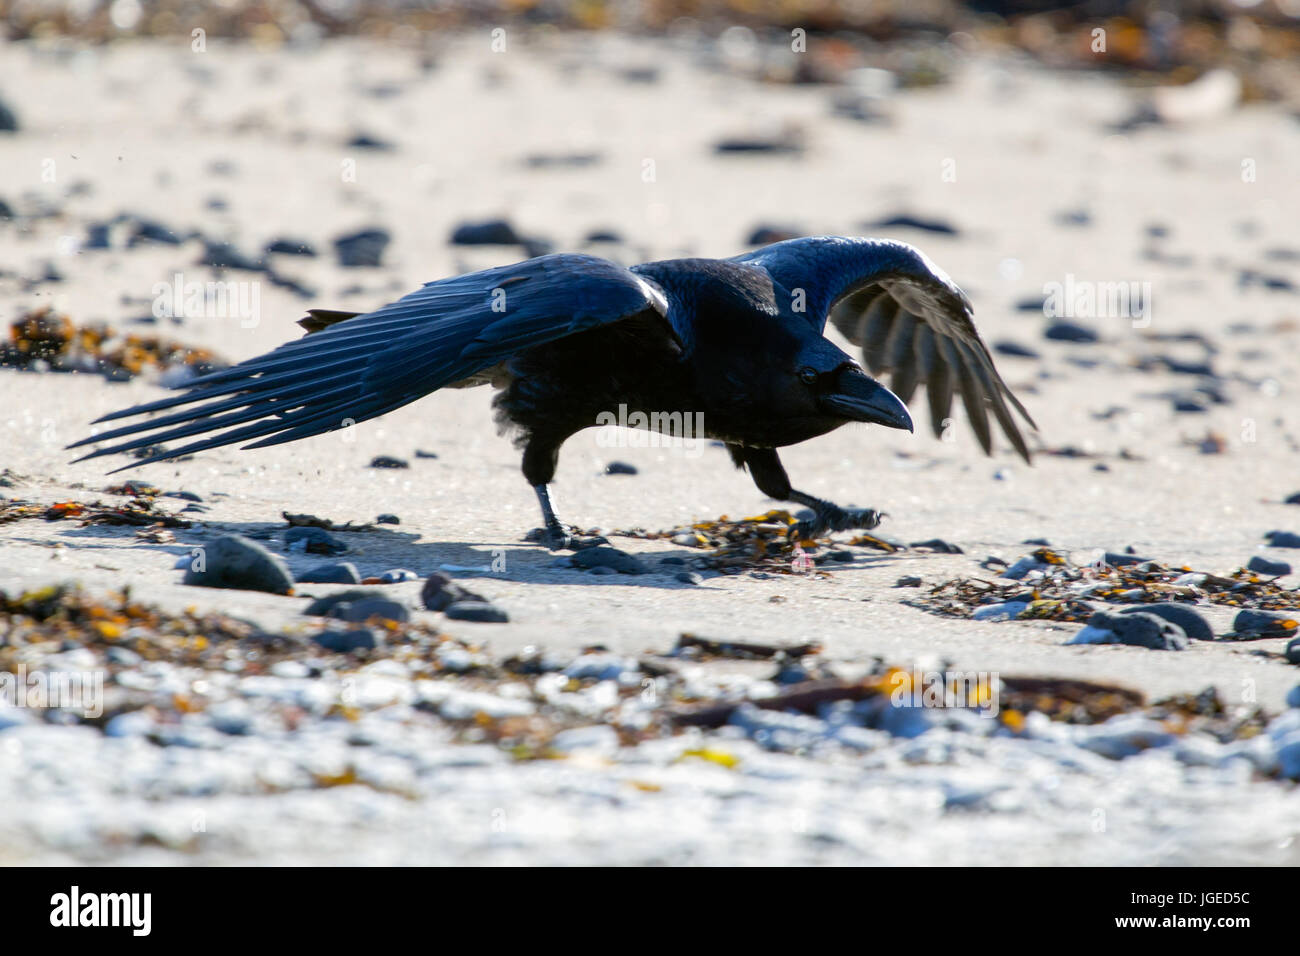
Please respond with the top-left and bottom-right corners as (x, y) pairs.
(264, 237), (317, 256)
(421, 572), (486, 612)
(369, 455), (409, 469)
(285, 526), (347, 555)
(450, 219), (522, 245)
(336, 598), (408, 625)
(659, 556), (687, 566)
(182, 534), (294, 595)
(1088, 610), (1188, 650)
(1287, 638), (1300, 665)
(1232, 610), (1299, 638)
(1265, 531), (1300, 549)
(345, 132), (395, 150)
(313, 628), (378, 653)
(1103, 551), (1150, 567)
(199, 241), (264, 272)
(570, 546), (648, 575)
(994, 340), (1040, 359)
(895, 575), (923, 588)
(0, 97), (17, 132)
(1118, 603), (1213, 641)
(444, 601), (509, 623)
(303, 590), (375, 616)
(675, 571), (703, 585)
(414, 449), (438, 459)
(333, 228), (390, 267)
(162, 490), (203, 502)
(1248, 555), (1292, 577)
(376, 513), (400, 525)
(909, 538), (963, 554)
(1044, 321), (1099, 343)
(298, 562), (361, 585)
(604, 461), (638, 475)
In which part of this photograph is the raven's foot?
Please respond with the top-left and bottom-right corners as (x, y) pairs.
(525, 525), (609, 552)
(789, 503), (885, 542)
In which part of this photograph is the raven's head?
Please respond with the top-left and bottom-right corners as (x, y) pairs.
(788, 340), (913, 432)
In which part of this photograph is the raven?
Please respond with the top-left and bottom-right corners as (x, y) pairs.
(70, 237), (1035, 548)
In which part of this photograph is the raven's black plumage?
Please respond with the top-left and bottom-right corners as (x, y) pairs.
(69, 236), (1036, 546)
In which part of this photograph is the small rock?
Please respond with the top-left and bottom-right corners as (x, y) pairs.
(587, 565), (617, 576)
(183, 534), (294, 595)
(313, 629), (378, 653)
(162, 490), (203, 502)
(450, 218), (523, 245)
(376, 513), (400, 525)
(675, 571), (703, 585)
(894, 575), (923, 588)
(571, 546), (648, 575)
(263, 237), (317, 257)
(337, 598), (408, 624)
(1264, 530), (1300, 549)
(1044, 321), (1099, 343)
(369, 455), (409, 469)
(444, 601), (509, 623)
(1288, 638), (1300, 665)
(659, 556), (687, 566)
(1072, 610), (1188, 650)
(994, 340), (1040, 359)
(420, 572), (486, 611)
(285, 526), (347, 556)
(1247, 555), (1291, 577)
(604, 461), (638, 475)
(333, 228), (390, 267)
(297, 562), (361, 585)
(1118, 603), (1214, 641)
(1232, 610), (1298, 638)
(909, 538), (963, 554)
(303, 590), (377, 616)
(377, 568), (419, 584)
(1284, 492), (1300, 505)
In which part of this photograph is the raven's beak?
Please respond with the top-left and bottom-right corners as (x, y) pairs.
(820, 369), (914, 432)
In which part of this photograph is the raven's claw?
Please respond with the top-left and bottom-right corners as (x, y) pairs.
(790, 506), (884, 541)
(527, 526), (609, 552)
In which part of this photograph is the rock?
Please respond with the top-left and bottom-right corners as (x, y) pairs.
(303, 589), (377, 616)
(450, 218), (523, 245)
(376, 513), (400, 525)
(285, 526), (347, 555)
(297, 562), (361, 585)
(263, 237), (317, 256)
(659, 556), (687, 566)
(336, 598), (408, 625)
(675, 571), (703, 585)
(603, 461), (638, 475)
(571, 546), (648, 575)
(994, 340), (1040, 359)
(414, 449), (438, 459)
(345, 132), (395, 150)
(1118, 603), (1214, 641)
(1232, 610), (1298, 638)
(1071, 610), (1188, 650)
(369, 455), (408, 469)
(333, 228), (390, 267)
(182, 534), (294, 595)
(1103, 551), (1151, 567)
(1287, 685), (1300, 709)
(1044, 320), (1099, 343)
(587, 565), (616, 576)
(444, 601), (508, 623)
(1288, 638), (1300, 665)
(377, 568), (418, 584)
(1284, 492), (1300, 505)
(973, 601), (1028, 621)
(162, 490), (203, 502)
(1264, 530), (1300, 549)
(0, 96), (17, 132)
(894, 575), (923, 587)
(199, 240), (264, 272)
(421, 573), (487, 612)
(909, 538), (963, 554)
(313, 628), (378, 653)
(1248, 555), (1292, 577)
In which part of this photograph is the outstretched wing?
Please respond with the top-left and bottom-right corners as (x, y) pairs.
(69, 254), (676, 471)
(735, 236), (1036, 461)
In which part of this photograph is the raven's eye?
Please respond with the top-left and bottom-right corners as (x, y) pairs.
(798, 367), (817, 385)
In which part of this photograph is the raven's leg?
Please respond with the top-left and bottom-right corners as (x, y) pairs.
(730, 445), (884, 540)
(521, 436), (607, 551)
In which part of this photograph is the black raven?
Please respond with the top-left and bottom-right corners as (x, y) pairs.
(70, 237), (1035, 548)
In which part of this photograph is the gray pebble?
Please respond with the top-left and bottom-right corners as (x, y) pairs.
(1287, 638), (1300, 665)
(313, 628), (378, 653)
(376, 513), (400, 525)
(284, 526), (347, 555)
(1087, 610), (1188, 650)
(1264, 530), (1300, 549)
(303, 589), (379, 617)
(571, 546), (648, 575)
(182, 534), (294, 595)
(1232, 610), (1298, 638)
(675, 571), (703, 585)
(297, 562), (361, 585)
(335, 598), (408, 625)
(1118, 603), (1214, 641)
(1247, 555), (1291, 576)
(444, 601), (509, 623)
(421, 573), (486, 612)
(588, 565), (617, 575)
(604, 461), (638, 475)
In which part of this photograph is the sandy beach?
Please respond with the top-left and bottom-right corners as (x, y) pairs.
(1, 26), (1299, 864)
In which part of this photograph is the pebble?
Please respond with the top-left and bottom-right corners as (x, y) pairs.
(1070, 610), (1188, 650)
(894, 575), (923, 587)
(182, 534), (295, 595)
(675, 571), (703, 585)
(376, 513), (400, 525)
(1247, 555), (1291, 576)
(1287, 685), (1300, 709)
(333, 228), (390, 267)
(263, 237), (317, 256)
(1264, 531), (1300, 549)
(377, 569), (418, 584)
(162, 490), (203, 502)
(659, 556), (687, 566)
(313, 628), (379, 653)
(1284, 492), (1300, 505)
(571, 546), (648, 575)
(450, 218), (523, 245)
(603, 461), (638, 475)
(444, 601), (509, 623)
(369, 455), (409, 469)
(994, 340), (1040, 359)
(1044, 321), (1099, 343)
(1118, 603), (1213, 641)
(303, 589), (379, 617)
(1288, 638), (1300, 665)
(297, 562), (361, 585)
(336, 598), (408, 625)
(421, 573), (487, 611)
(1232, 610), (1298, 638)
(285, 526), (347, 555)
